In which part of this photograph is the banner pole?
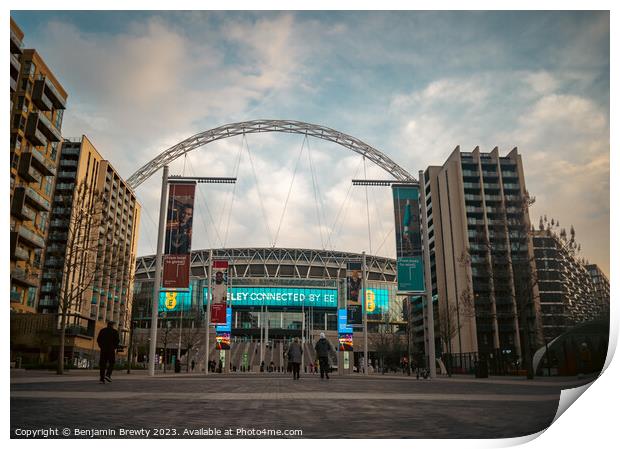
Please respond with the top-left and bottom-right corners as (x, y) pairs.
(205, 249), (212, 376)
(148, 165), (168, 377)
(362, 251), (368, 376)
(419, 170), (436, 378)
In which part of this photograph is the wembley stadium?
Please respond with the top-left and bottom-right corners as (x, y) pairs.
(131, 247), (422, 373)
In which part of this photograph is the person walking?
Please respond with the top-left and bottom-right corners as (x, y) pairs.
(287, 337), (303, 380)
(314, 332), (334, 380)
(97, 321), (120, 384)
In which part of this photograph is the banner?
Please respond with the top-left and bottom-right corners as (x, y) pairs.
(338, 309), (353, 334)
(216, 332), (231, 350)
(216, 307), (232, 332)
(392, 184), (425, 293)
(163, 255), (190, 289)
(210, 260), (229, 325)
(338, 333), (353, 351)
(158, 287), (192, 313)
(365, 288), (389, 317)
(163, 182), (196, 288)
(347, 261), (363, 325)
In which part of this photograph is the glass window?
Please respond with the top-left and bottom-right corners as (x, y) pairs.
(50, 142), (59, 161)
(27, 287), (37, 308)
(54, 109), (64, 130)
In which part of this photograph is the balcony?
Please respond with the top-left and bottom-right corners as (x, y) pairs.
(11, 77), (17, 93)
(38, 76), (66, 110)
(31, 79), (54, 111)
(13, 244), (30, 262)
(11, 28), (24, 54)
(11, 53), (20, 75)
(17, 154), (43, 183)
(34, 111), (62, 142)
(18, 225), (46, 249)
(11, 267), (39, 287)
(57, 170), (76, 180)
(12, 186), (49, 215)
(10, 196), (36, 221)
(25, 117), (48, 147)
(24, 149), (57, 176)
(463, 182), (481, 189)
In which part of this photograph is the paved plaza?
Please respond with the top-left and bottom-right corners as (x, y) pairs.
(10, 370), (593, 439)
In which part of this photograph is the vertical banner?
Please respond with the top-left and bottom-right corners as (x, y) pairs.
(211, 260), (229, 325)
(163, 182), (196, 289)
(338, 309), (354, 351)
(347, 261), (363, 325)
(392, 184), (425, 293)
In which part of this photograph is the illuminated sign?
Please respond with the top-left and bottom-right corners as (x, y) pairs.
(204, 287), (338, 308)
(339, 333), (353, 351)
(365, 288), (389, 315)
(216, 332), (230, 350)
(338, 309), (353, 333)
(158, 287), (192, 312)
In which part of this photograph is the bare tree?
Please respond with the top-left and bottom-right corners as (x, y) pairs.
(181, 313), (205, 372)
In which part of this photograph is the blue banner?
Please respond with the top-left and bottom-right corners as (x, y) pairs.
(392, 184), (425, 293)
(338, 309), (353, 333)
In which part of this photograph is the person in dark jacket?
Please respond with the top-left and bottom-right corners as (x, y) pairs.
(97, 321), (120, 384)
(314, 332), (334, 379)
(287, 338), (303, 380)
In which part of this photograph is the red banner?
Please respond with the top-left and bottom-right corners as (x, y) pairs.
(162, 182), (196, 288)
(163, 255), (190, 289)
(211, 303), (227, 325)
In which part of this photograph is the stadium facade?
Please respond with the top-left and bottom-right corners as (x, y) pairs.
(132, 248), (419, 372)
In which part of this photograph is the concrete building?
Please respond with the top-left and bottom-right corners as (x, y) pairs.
(586, 264), (610, 316)
(532, 230), (607, 342)
(10, 19), (68, 314)
(33, 136), (142, 366)
(422, 146), (542, 365)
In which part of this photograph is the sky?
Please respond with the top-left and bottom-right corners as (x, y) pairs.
(10, 10), (610, 276)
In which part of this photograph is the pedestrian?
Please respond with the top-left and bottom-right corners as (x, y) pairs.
(97, 320), (120, 384)
(287, 337), (303, 380)
(191, 360), (195, 372)
(314, 332), (334, 380)
(269, 361), (275, 373)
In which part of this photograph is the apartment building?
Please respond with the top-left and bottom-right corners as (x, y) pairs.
(532, 230), (608, 341)
(586, 264), (610, 316)
(10, 18), (68, 313)
(422, 146), (542, 360)
(38, 136), (141, 364)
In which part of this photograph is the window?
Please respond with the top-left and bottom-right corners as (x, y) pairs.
(11, 152), (19, 170)
(50, 142), (59, 161)
(44, 177), (53, 196)
(37, 212), (48, 233)
(54, 109), (64, 130)
(27, 287), (37, 308)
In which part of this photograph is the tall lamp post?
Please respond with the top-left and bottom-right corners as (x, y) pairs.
(147, 169), (236, 377)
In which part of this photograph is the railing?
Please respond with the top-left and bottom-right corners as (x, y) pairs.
(24, 186), (51, 211)
(18, 225), (46, 248)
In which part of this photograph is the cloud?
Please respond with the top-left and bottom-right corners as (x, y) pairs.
(16, 11), (607, 275)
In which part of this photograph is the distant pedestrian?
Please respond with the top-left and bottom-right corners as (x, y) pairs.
(314, 332), (334, 379)
(97, 321), (120, 384)
(287, 337), (303, 380)
(191, 360), (195, 372)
